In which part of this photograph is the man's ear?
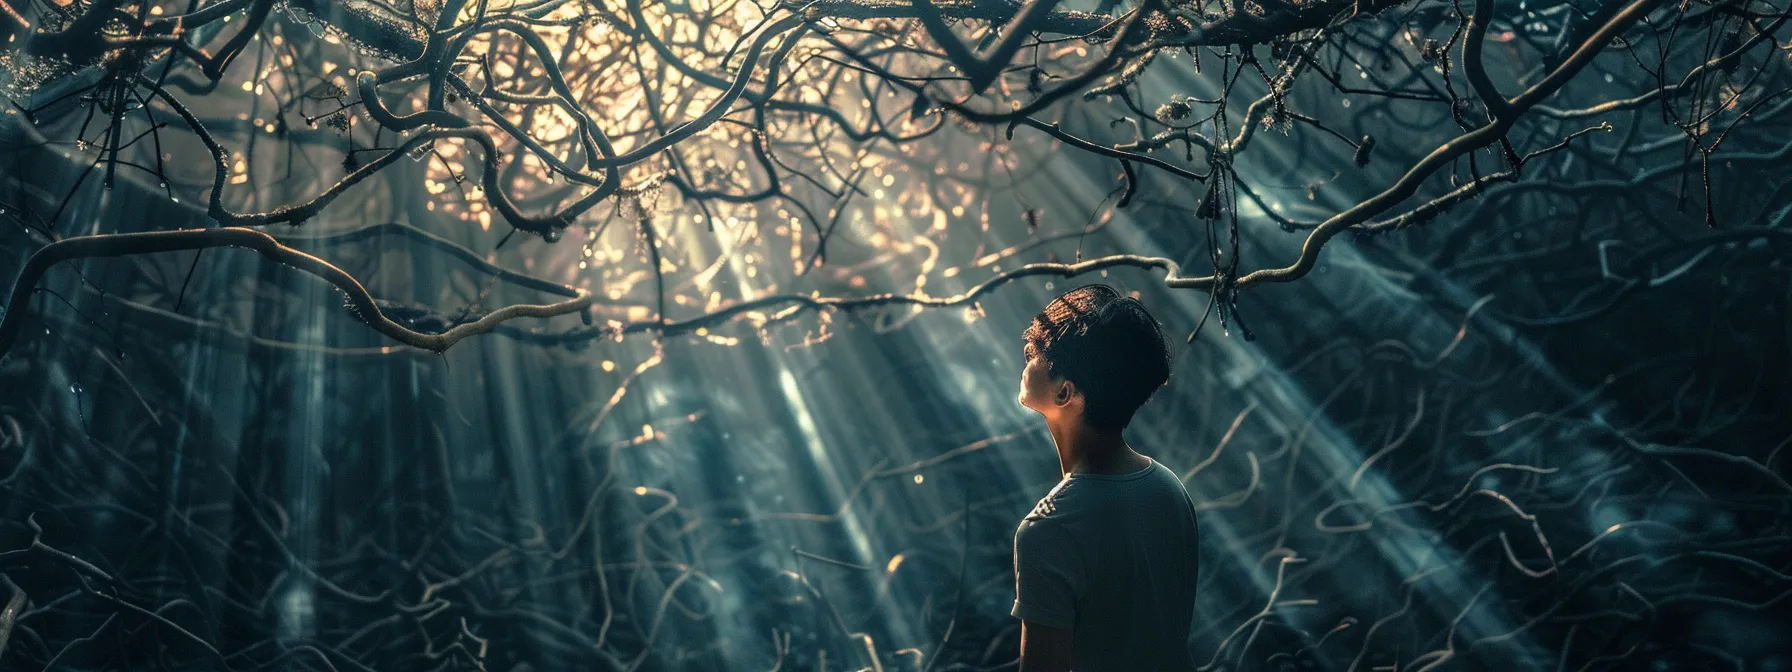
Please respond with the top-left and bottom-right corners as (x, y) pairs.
(1055, 381), (1076, 406)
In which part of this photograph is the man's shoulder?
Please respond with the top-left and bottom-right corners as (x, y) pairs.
(1021, 477), (1086, 524)
(1015, 502), (1077, 550)
(1148, 460), (1195, 496)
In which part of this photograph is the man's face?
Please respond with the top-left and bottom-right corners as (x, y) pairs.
(1018, 341), (1058, 415)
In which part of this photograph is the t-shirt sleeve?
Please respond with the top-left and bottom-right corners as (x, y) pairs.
(1011, 519), (1082, 629)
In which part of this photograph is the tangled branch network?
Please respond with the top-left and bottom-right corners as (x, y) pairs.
(0, 2), (1789, 671)
(0, 0), (1782, 353)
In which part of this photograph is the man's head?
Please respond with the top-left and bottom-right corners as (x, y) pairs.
(1018, 284), (1171, 432)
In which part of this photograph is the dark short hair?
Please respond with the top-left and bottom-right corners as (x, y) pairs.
(1022, 284), (1171, 431)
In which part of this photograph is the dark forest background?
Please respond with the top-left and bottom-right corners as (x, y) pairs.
(0, 0), (1789, 670)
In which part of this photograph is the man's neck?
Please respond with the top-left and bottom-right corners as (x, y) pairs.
(1047, 420), (1148, 477)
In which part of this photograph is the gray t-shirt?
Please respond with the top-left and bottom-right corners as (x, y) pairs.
(1011, 457), (1200, 671)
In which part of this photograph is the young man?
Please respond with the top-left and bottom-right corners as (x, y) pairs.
(1012, 284), (1199, 672)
